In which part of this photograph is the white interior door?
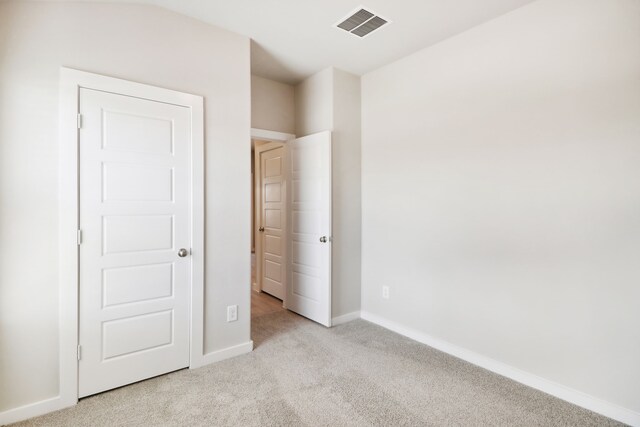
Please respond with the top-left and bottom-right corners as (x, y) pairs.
(78, 88), (191, 397)
(287, 131), (332, 326)
(258, 145), (285, 300)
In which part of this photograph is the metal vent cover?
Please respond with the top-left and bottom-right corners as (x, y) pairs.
(335, 7), (389, 38)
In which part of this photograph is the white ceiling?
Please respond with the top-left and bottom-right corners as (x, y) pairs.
(65, 0), (538, 84)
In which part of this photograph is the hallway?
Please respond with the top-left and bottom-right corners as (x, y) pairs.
(252, 290), (285, 319)
(251, 252), (285, 319)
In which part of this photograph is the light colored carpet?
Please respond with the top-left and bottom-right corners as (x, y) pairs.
(12, 311), (622, 426)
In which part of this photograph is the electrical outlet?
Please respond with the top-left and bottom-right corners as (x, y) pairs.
(227, 305), (238, 322)
(382, 286), (390, 299)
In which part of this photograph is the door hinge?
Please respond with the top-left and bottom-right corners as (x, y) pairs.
(77, 345), (82, 361)
(77, 229), (82, 245)
(77, 113), (83, 129)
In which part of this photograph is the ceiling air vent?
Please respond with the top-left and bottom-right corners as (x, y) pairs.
(335, 7), (389, 38)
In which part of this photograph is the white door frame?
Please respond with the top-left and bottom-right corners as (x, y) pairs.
(59, 68), (205, 408)
(251, 128), (295, 144)
(250, 128), (294, 308)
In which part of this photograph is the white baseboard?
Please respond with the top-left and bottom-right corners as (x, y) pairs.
(332, 311), (361, 326)
(0, 395), (65, 426)
(197, 340), (254, 367)
(360, 311), (640, 427)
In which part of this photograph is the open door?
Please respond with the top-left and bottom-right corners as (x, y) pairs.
(286, 131), (332, 326)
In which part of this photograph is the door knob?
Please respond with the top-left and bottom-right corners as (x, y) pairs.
(259, 227), (265, 232)
(178, 248), (189, 257)
(319, 236), (328, 243)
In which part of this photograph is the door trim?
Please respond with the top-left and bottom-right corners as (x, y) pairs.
(251, 128), (295, 143)
(58, 67), (205, 408)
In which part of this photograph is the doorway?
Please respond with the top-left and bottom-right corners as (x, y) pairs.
(59, 68), (205, 405)
(250, 129), (333, 327)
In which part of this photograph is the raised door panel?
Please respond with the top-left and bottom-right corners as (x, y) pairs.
(102, 163), (174, 202)
(102, 263), (173, 308)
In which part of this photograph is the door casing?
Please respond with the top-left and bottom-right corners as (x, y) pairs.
(59, 68), (205, 408)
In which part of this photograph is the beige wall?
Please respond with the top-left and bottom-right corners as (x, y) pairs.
(331, 69), (362, 318)
(0, 1), (251, 414)
(295, 69), (333, 137)
(251, 75), (295, 134)
(361, 0), (640, 414)
(295, 68), (362, 319)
